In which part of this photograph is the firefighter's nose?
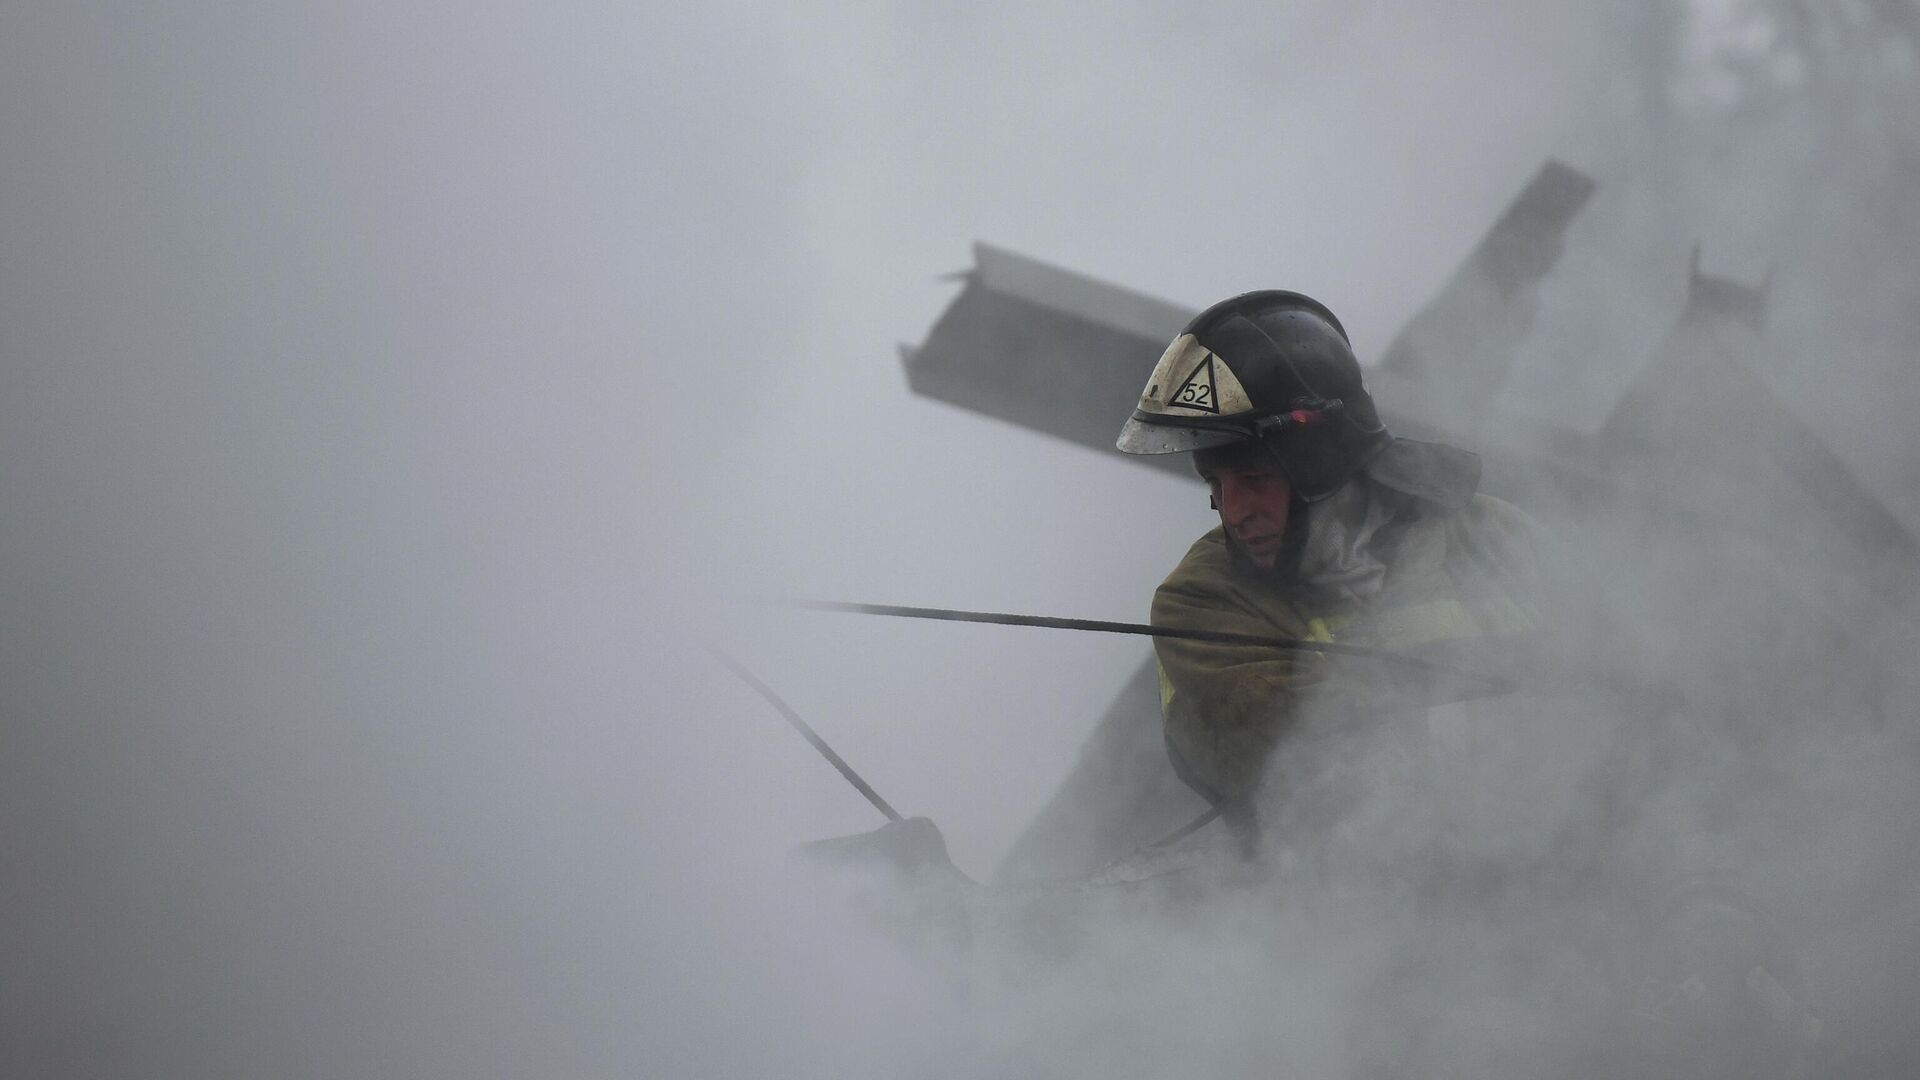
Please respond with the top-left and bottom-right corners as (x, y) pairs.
(1216, 478), (1253, 526)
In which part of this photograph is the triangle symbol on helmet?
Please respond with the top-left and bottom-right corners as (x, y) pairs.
(1170, 353), (1221, 414)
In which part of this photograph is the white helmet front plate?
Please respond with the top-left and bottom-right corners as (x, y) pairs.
(1133, 334), (1254, 418)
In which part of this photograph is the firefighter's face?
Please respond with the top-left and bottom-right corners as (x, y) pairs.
(1203, 463), (1293, 570)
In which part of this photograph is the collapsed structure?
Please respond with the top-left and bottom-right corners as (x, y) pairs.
(898, 159), (1920, 884)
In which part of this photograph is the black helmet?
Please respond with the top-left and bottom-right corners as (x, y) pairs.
(1116, 290), (1394, 501)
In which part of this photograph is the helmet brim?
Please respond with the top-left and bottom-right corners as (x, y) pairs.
(1115, 415), (1249, 455)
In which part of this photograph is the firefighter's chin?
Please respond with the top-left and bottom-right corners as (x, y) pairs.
(1233, 533), (1284, 569)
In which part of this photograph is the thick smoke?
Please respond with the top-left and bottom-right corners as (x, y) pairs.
(758, 4), (1920, 1077)
(3, 2), (1916, 1078)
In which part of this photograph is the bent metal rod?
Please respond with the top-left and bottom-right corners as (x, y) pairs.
(723, 598), (1516, 854)
(713, 643), (1218, 857)
(773, 598), (1517, 697)
(708, 645), (904, 823)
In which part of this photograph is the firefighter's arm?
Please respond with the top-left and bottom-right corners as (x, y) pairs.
(1150, 575), (1337, 805)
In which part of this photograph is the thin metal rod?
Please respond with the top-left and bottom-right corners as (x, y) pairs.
(1148, 806), (1221, 849)
(774, 598), (1515, 695)
(708, 645), (904, 823)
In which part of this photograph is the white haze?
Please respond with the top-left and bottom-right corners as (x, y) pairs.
(2, 2), (1916, 1078)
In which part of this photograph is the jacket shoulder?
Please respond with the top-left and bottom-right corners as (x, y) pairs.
(1436, 491), (1544, 609)
(1150, 526), (1312, 637)
(1450, 492), (1540, 556)
(1153, 527), (1236, 610)
(1462, 491), (1535, 531)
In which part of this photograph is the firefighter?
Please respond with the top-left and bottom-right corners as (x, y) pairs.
(1115, 289), (1541, 840)
(1114, 291), (1824, 1074)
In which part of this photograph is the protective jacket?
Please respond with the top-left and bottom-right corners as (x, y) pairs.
(1151, 483), (1539, 819)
